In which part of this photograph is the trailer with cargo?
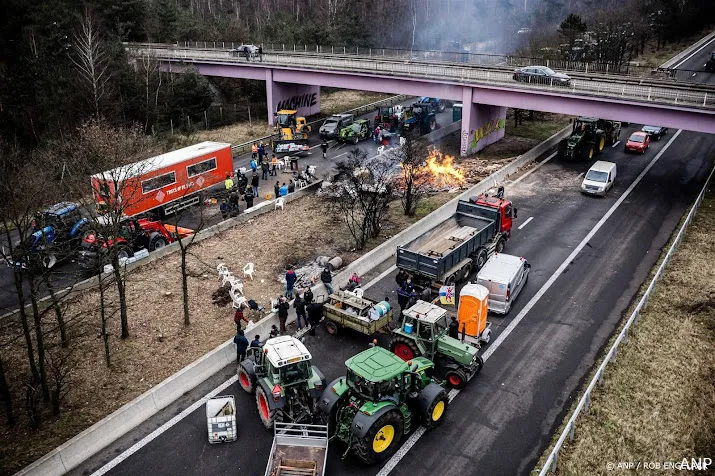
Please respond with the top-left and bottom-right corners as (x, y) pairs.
(263, 422), (328, 476)
(321, 290), (392, 336)
(396, 190), (516, 291)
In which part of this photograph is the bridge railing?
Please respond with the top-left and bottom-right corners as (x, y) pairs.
(177, 41), (696, 81)
(537, 163), (715, 475)
(137, 46), (715, 110)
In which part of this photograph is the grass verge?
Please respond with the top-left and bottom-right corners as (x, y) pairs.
(532, 178), (715, 475)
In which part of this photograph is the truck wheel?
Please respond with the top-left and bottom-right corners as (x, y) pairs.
(390, 336), (421, 361)
(495, 237), (506, 254)
(422, 390), (449, 430)
(458, 263), (472, 283)
(149, 233), (167, 251)
(445, 368), (468, 389)
(237, 363), (256, 394)
(353, 410), (404, 464)
(475, 248), (488, 270)
(256, 386), (277, 429)
(325, 321), (338, 335)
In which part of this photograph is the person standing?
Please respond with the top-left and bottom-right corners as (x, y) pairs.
(224, 174), (234, 191)
(275, 296), (290, 333)
(250, 157), (258, 173)
(448, 316), (460, 339)
(250, 335), (262, 348)
(321, 141), (328, 159)
(279, 183), (288, 197)
(285, 266), (297, 299)
(220, 199), (230, 219)
(271, 155), (278, 176)
(374, 125), (381, 144)
(293, 293), (307, 330)
(274, 181), (280, 199)
(258, 143), (265, 163)
(251, 143), (258, 159)
(251, 172), (260, 196)
(321, 267), (334, 295)
(288, 180), (295, 193)
(261, 157), (269, 180)
(244, 185), (255, 208)
(258, 45), (263, 62)
(306, 300), (324, 336)
(395, 269), (409, 287)
(234, 304), (249, 332)
(233, 330), (249, 363)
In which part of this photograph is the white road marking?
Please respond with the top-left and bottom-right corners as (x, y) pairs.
(332, 151), (348, 160)
(612, 140), (621, 148)
(509, 151), (557, 185)
(692, 73), (697, 77)
(376, 129), (682, 476)
(363, 265), (398, 290)
(90, 375), (239, 476)
(517, 216), (534, 230)
(674, 34), (715, 68)
(577, 172), (585, 179)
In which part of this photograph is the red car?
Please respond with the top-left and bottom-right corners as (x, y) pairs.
(624, 131), (650, 154)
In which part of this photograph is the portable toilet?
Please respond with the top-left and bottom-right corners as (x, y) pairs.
(457, 283), (489, 339)
(453, 103), (463, 122)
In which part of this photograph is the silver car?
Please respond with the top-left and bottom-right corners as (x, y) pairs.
(513, 66), (571, 86)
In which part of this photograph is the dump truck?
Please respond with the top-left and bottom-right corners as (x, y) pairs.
(318, 346), (448, 464)
(271, 110), (312, 154)
(238, 336), (327, 428)
(396, 189), (516, 291)
(557, 117), (620, 161)
(322, 290), (392, 336)
(264, 422), (328, 476)
(390, 299), (483, 389)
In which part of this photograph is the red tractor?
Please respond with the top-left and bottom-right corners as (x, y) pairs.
(78, 217), (193, 269)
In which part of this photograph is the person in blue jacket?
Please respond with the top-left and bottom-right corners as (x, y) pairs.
(279, 183), (289, 197)
(233, 330), (249, 363)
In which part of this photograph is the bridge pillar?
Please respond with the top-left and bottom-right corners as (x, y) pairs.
(265, 69), (320, 125)
(460, 87), (506, 157)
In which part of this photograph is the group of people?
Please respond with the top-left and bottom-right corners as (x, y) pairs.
(273, 285), (324, 336)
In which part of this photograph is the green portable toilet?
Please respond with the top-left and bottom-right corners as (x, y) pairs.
(453, 103), (463, 122)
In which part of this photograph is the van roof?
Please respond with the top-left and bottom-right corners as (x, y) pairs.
(92, 141), (230, 181)
(477, 253), (525, 283)
(589, 161), (616, 173)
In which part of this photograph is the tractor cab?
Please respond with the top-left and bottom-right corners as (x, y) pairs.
(275, 110), (298, 129)
(257, 336), (313, 388)
(573, 117), (598, 134)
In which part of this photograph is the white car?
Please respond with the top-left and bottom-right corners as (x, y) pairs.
(229, 44), (260, 58)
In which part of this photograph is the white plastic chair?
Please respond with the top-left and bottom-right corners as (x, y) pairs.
(354, 287), (364, 298)
(282, 157), (291, 168)
(230, 278), (244, 296)
(297, 180), (307, 188)
(275, 197), (285, 211)
(217, 263), (229, 276)
(232, 295), (247, 309)
(275, 161), (284, 171)
(377, 145), (385, 155)
(307, 165), (316, 176)
(243, 262), (255, 280)
(221, 271), (235, 287)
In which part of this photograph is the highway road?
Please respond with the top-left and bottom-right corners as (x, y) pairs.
(671, 34), (715, 84)
(68, 124), (715, 476)
(0, 99), (454, 316)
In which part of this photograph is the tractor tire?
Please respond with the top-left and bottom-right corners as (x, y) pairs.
(390, 335), (421, 362)
(428, 118), (437, 132)
(256, 386), (277, 429)
(422, 389), (449, 430)
(495, 237), (506, 254)
(474, 248), (488, 270)
(353, 410), (404, 464)
(237, 363), (256, 394)
(597, 135), (605, 153)
(586, 147), (594, 160)
(353, 135), (359, 145)
(149, 232), (167, 252)
(116, 246), (134, 261)
(438, 101), (446, 113)
(325, 321), (338, 336)
(445, 367), (468, 390)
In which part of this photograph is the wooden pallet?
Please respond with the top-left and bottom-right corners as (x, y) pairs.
(275, 458), (317, 476)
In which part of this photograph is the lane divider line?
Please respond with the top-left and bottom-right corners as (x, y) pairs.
(612, 140), (621, 148)
(517, 217), (534, 230)
(673, 34), (715, 69)
(375, 129), (682, 476)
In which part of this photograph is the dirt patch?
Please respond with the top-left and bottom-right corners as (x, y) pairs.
(318, 89), (391, 117)
(534, 188), (715, 475)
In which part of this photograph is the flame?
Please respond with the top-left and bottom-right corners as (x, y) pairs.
(423, 149), (465, 187)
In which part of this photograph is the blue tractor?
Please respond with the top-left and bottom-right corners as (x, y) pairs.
(15, 202), (89, 269)
(417, 97), (448, 113)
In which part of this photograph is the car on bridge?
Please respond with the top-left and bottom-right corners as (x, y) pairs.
(641, 125), (668, 141)
(624, 131), (651, 153)
(513, 66), (571, 86)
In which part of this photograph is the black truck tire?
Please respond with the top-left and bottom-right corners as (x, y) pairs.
(353, 410), (404, 464)
(495, 237), (506, 254)
(390, 335), (421, 361)
(474, 248), (489, 270)
(256, 386), (277, 429)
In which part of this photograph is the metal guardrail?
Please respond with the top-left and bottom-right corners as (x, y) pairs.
(537, 163), (715, 475)
(228, 94), (409, 156)
(136, 46), (715, 110)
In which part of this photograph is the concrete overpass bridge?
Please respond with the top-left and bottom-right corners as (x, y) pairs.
(128, 43), (715, 156)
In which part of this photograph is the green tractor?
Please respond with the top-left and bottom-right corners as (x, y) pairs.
(318, 346), (449, 464)
(238, 336), (327, 428)
(389, 300), (483, 390)
(339, 119), (371, 144)
(557, 117), (619, 161)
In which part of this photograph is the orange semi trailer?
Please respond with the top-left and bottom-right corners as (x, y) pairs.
(91, 142), (233, 218)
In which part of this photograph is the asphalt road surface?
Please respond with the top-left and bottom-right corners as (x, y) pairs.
(0, 99), (455, 316)
(69, 125), (715, 476)
(671, 33), (715, 84)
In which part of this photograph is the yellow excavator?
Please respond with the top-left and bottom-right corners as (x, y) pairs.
(271, 110), (312, 154)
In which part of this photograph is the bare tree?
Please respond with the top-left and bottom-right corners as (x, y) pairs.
(329, 148), (395, 249)
(398, 134), (429, 216)
(71, 9), (111, 120)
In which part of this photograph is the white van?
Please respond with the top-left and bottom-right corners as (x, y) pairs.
(476, 253), (530, 315)
(581, 161), (616, 196)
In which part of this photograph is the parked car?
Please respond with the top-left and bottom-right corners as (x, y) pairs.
(229, 44), (259, 59)
(581, 161), (617, 196)
(513, 66), (571, 86)
(641, 125), (668, 140)
(624, 131), (650, 153)
(319, 114), (354, 140)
